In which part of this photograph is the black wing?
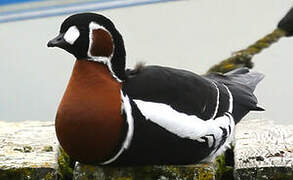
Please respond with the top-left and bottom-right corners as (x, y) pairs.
(123, 65), (219, 120)
(123, 66), (264, 123)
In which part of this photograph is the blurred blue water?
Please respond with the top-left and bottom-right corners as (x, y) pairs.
(0, 0), (41, 6)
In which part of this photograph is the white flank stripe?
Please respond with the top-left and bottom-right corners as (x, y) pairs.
(120, 94), (134, 149)
(100, 92), (134, 165)
(223, 85), (233, 113)
(210, 82), (220, 119)
(204, 113), (235, 161)
(134, 99), (226, 141)
(206, 136), (214, 147)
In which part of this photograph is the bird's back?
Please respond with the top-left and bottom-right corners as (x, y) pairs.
(124, 65), (219, 120)
(124, 66), (264, 123)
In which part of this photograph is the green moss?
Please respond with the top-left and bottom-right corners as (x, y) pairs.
(116, 178), (132, 180)
(215, 155), (225, 180)
(151, 163), (217, 180)
(57, 147), (74, 180)
(215, 155), (233, 180)
(0, 168), (56, 180)
(0, 168), (32, 180)
(235, 167), (293, 180)
(151, 165), (200, 180)
(214, 147), (235, 180)
(75, 163), (217, 180)
(23, 145), (33, 153)
(45, 171), (56, 180)
(197, 167), (215, 180)
(42, 145), (53, 152)
(13, 148), (24, 152)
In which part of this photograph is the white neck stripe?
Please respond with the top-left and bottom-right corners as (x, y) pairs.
(100, 92), (134, 165)
(87, 21), (121, 82)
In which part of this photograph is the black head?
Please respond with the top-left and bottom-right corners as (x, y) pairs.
(48, 13), (126, 81)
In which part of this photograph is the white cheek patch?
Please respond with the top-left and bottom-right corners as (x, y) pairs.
(87, 21), (121, 82)
(64, 26), (80, 45)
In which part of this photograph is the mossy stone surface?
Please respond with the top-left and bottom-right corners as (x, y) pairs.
(234, 119), (293, 180)
(0, 121), (59, 180)
(73, 162), (218, 180)
(57, 147), (74, 180)
(0, 168), (57, 180)
(234, 167), (293, 180)
(215, 154), (233, 180)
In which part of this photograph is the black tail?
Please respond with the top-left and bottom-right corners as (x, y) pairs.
(206, 68), (264, 123)
(224, 68), (265, 92)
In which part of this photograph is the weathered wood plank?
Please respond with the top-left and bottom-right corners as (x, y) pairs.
(234, 119), (293, 180)
(0, 121), (59, 180)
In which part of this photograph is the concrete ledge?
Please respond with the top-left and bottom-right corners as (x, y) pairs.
(234, 119), (293, 180)
(1, 120), (293, 180)
(0, 121), (59, 180)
